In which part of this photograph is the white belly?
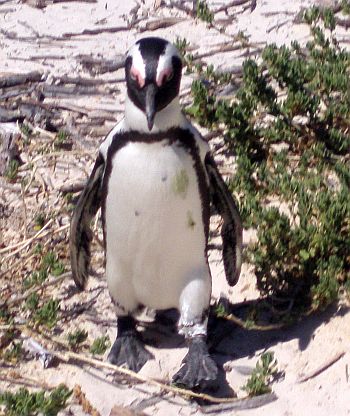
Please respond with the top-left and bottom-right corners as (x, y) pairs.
(104, 140), (210, 311)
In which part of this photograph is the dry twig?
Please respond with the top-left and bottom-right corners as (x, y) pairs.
(222, 313), (285, 331)
(214, 0), (251, 14)
(1, 273), (68, 308)
(5, 325), (276, 406)
(0, 371), (55, 390)
(139, 17), (186, 32)
(63, 26), (129, 38)
(297, 351), (346, 383)
(0, 218), (54, 256)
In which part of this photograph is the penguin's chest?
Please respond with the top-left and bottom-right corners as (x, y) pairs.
(104, 140), (209, 308)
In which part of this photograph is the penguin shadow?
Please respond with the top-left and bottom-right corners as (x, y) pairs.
(139, 301), (349, 399)
(209, 299), (349, 357)
(206, 299), (348, 397)
(61, 282), (84, 299)
(139, 309), (183, 349)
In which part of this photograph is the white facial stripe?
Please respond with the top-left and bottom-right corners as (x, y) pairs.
(128, 43), (146, 80)
(156, 43), (180, 85)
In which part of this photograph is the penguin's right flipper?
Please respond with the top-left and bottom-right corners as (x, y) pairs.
(70, 154), (105, 290)
(205, 153), (243, 287)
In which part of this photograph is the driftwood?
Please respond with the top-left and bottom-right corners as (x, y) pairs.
(0, 28), (68, 43)
(22, 0), (97, 8)
(336, 17), (350, 29)
(63, 25), (129, 38)
(0, 101), (56, 126)
(0, 86), (38, 101)
(200, 393), (278, 413)
(0, 68), (122, 136)
(78, 54), (125, 75)
(194, 43), (242, 60)
(139, 17), (187, 32)
(0, 71), (44, 88)
(40, 84), (119, 98)
(58, 180), (86, 194)
(168, 1), (195, 17)
(0, 108), (25, 123)
(297, 351), (346, 383)
(0, 131), (22, 176)
(51, 75), (120, 86)
(267, 19), (291, 33)
(214, 0), (252, 13)
(46, 102), (90, 116)
(18, 54), (67, 61)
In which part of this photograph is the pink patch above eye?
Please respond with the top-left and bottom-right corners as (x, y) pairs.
(130, 66), (145, 88)
(156, 68), (173, 87)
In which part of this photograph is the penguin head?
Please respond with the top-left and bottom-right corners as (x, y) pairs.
(125, 37), (183, 131)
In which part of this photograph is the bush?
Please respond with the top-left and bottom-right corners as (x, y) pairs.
(187, 5), (350, 314)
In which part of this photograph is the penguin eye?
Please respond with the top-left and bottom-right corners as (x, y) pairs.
(157, 69), (174, 87)
(166, 70), (174, 82)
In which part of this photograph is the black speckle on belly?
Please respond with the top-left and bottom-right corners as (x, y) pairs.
(187, 210), (196, 229)
(161, 174), (167, 182)
(135, 210), (140, 216)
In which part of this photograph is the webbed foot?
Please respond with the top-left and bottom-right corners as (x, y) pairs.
(107, 316), (153, 372)
(172, 336), (218, 389)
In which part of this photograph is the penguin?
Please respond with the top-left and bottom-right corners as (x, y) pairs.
(70, 37), (242, 389)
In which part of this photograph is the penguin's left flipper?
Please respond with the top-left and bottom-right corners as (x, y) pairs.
(70, 154), (105, 290)
(172, 336), (218, 390)
(205, 153), (243, 286)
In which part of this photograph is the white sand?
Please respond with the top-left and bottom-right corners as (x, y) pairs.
(1, 1), (349, 415)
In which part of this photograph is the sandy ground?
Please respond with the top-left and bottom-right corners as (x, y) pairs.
(1, 0), (350, 415)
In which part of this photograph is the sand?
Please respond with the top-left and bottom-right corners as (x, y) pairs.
(0, 0), (349, 415)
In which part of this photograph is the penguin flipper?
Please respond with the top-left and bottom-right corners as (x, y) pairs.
(70, 154), (105, 290)
(205, 153), (243, 286)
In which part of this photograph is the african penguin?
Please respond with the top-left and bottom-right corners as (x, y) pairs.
(70, 37), (242, 389)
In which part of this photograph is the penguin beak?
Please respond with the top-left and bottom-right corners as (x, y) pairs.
(145, 83), (157, 131)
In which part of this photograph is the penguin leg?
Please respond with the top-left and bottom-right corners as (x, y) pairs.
(107, 315), (153, 372)
(173, 278), (218, 389)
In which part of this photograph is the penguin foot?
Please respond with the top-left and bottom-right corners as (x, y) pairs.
(172, 336), (218, 390)
(107, 334), (153, 372)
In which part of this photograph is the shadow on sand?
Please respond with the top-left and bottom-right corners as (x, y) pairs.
(138, 300), (349, 398)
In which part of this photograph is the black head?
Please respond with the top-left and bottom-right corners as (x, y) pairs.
(125, 37), (183, 130)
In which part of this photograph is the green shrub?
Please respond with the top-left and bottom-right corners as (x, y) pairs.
(0, 384), (71, 416)
(196, 1), (214, 24)
(33, 299), (60, 328)
(23, 250), (65, 289)
(242, 352), (278, 396)
(187, 5), (350, 314)
(90, 335), (110, 355)
(67, 329), (88, 350)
